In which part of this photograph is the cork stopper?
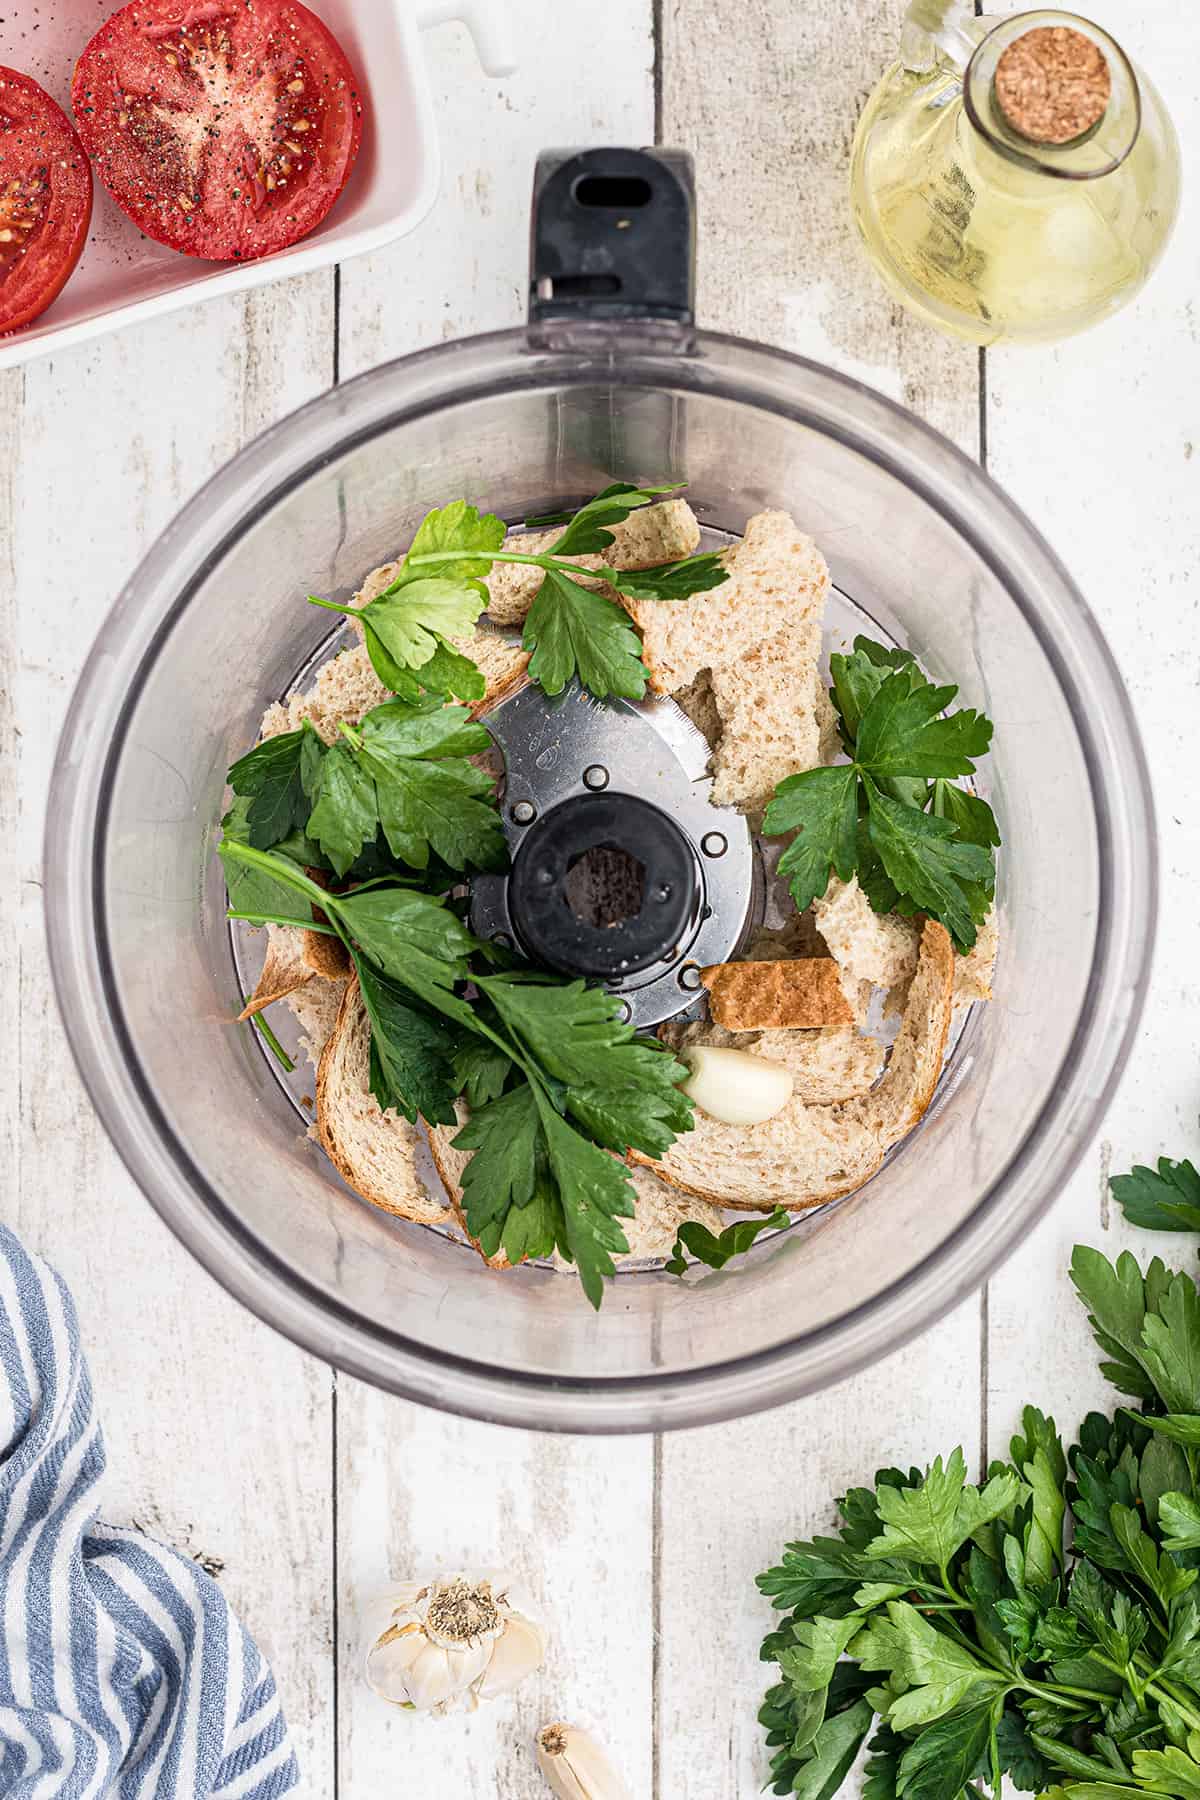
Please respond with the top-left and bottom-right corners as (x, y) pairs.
(994, 25), (1111, 145)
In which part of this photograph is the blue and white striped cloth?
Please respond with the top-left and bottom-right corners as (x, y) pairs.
(0, 1225), (299, 1797)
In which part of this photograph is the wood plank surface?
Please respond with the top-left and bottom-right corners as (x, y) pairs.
(984, 0), (1200, 1473)
(0, 282), (340, 1797)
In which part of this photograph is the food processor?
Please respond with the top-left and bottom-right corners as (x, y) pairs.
(44, 147), (1155, 1432)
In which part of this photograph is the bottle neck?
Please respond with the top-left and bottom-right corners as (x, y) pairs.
(964, 11), (1141, 181)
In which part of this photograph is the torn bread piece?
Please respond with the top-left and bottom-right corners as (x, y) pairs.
(700, 957), (853, 1031)
(316, 978), (454, 1229)
(813, 875), (999, 1013)
(240, 922), (349, 1019)
(624, 510), (829, 696)
(640, 921), (953, 1210)
(481, 497), (701, 626)
(709, 616), (832, 812)
(286, 974), (347, 1072)
(427, 1115), (726, 1269)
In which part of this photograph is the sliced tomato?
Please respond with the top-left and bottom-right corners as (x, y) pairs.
(0, 69), (93, 335)
(72, 1), (365, 263)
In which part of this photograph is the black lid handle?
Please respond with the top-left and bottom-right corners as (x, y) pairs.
(529, 148), (696, 325)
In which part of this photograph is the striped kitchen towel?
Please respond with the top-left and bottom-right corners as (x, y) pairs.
(0, 1224), (300, 1797)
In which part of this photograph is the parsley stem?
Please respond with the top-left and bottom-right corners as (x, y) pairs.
(338, 722), (364, 750)
(227, 909), (340, 934)
(245, 1007), (295, 1073)
(305, 594), (358, 617)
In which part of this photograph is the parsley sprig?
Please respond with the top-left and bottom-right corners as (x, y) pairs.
(757, 1202), (1200, 1800)
(762, 638), (999, 953)
(219, 839), (694, 1308)
(306, 483), (728, 705)
(227, 697), (507, 880)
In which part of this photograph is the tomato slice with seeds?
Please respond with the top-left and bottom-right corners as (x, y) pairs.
(0, 68), (93, 336)
(71, 1), (365, 263)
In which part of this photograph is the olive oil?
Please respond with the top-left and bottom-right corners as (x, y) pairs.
(850, 8), (1180, 346)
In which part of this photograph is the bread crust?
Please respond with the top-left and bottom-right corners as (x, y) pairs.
(239, 923), (349, 1019)
(700, 958), (854, 1030)
(315, 977), (451, 1228)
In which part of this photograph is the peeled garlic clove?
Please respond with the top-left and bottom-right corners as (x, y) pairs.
(473, 1611), (546, 1700)
(680, 1045), (794, 1126)
(536, 1723), (631, 1800)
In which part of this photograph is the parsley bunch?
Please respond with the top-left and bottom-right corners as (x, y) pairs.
(307, 483), (727, 705)
(219, 831), (694, 1307)
(757, 1237), (1200, 1800)
(762, 639), (999, 953)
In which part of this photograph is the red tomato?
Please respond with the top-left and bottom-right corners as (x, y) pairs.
(0, 68), (93, 335)
(71, 1), (365, 263)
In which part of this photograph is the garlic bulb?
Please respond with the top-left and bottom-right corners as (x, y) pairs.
(536, 1723), (631, 1799)
(363, 1572), (545, 1716)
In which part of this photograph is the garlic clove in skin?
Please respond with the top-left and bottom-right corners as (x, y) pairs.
(363, 1572), (545, 1717)
(680, 1044), (795, 1126)
(536, 1722), (631, 1799)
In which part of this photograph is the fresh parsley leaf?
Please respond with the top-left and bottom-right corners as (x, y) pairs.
(1140, 1272), (1200, 1415)
(549, 481), (684, 558)
(534, 1098), (637, 1308)
(227, 729), (311, 848)
(454, 1084), (562, 1263)
(356, 955), (462, 1127)
(896, 1697), (996, 1800)
(605, 552), (729, 601)
(765, 640), (998, 950)
(779, 1615), (867, 1693)
(664, 1206), (789, 1276)
(764, 765), (860, 913)
(853, 1600), (1003, 1728)
(218, 813), (319, 929)
(864, 780), (995, 953)
(856, 671), (993, 780)
(1071, 1247), (1171, 1403)
(1158, 1495), (1200, 1554)
(1011, 1407), (1068, 1588)
(788, 1699), (876, 1800)
(522, 566), (649, 700)
(331, 885), (478, 1000)
(354, 578), (487, 671)
(476, 973), (693, 1157)
(307, 741), (379, 877)
(399, 499), (508, 585)
(1131, 1747), (1200, 1800)
(1112, 1159), (1200, 1235)
(411, 634), (488, 702)
(863, 1448), (1025, 1569)
(451, 1037), (514, 1110)
(932, 778), (1002, 850)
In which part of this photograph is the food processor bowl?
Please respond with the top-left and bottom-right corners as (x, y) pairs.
(44, 160), (1154, 1434)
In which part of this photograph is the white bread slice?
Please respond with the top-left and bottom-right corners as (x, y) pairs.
(482, 498), (701, 626)
(662, 1019), (885, 1106)
(709, 615), (830, 812)
(641, 921), (953, 1210)
(316, 978), (454, 1228)
(623, 510), (829, 696)
(700, 957), (854, 1030)
(240, 922), (348, 1019)
(426, 1115), (726, 1269)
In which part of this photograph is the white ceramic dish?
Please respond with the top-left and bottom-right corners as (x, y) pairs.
(0, 0), (516, 368)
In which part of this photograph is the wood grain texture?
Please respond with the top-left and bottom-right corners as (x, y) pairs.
(984, 0), (1200, 1460)
(1, 282), (339, 1796)
(334, 5), (659, 1795)
(657, 3), (985, 1793)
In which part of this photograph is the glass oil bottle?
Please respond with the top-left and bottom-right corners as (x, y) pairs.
(849, 3), (1181, 346)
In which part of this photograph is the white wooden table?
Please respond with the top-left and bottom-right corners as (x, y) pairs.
(3, 2), (1197, 1794)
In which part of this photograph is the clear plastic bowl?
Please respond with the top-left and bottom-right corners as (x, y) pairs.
(44, 322), (1155, 1432)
